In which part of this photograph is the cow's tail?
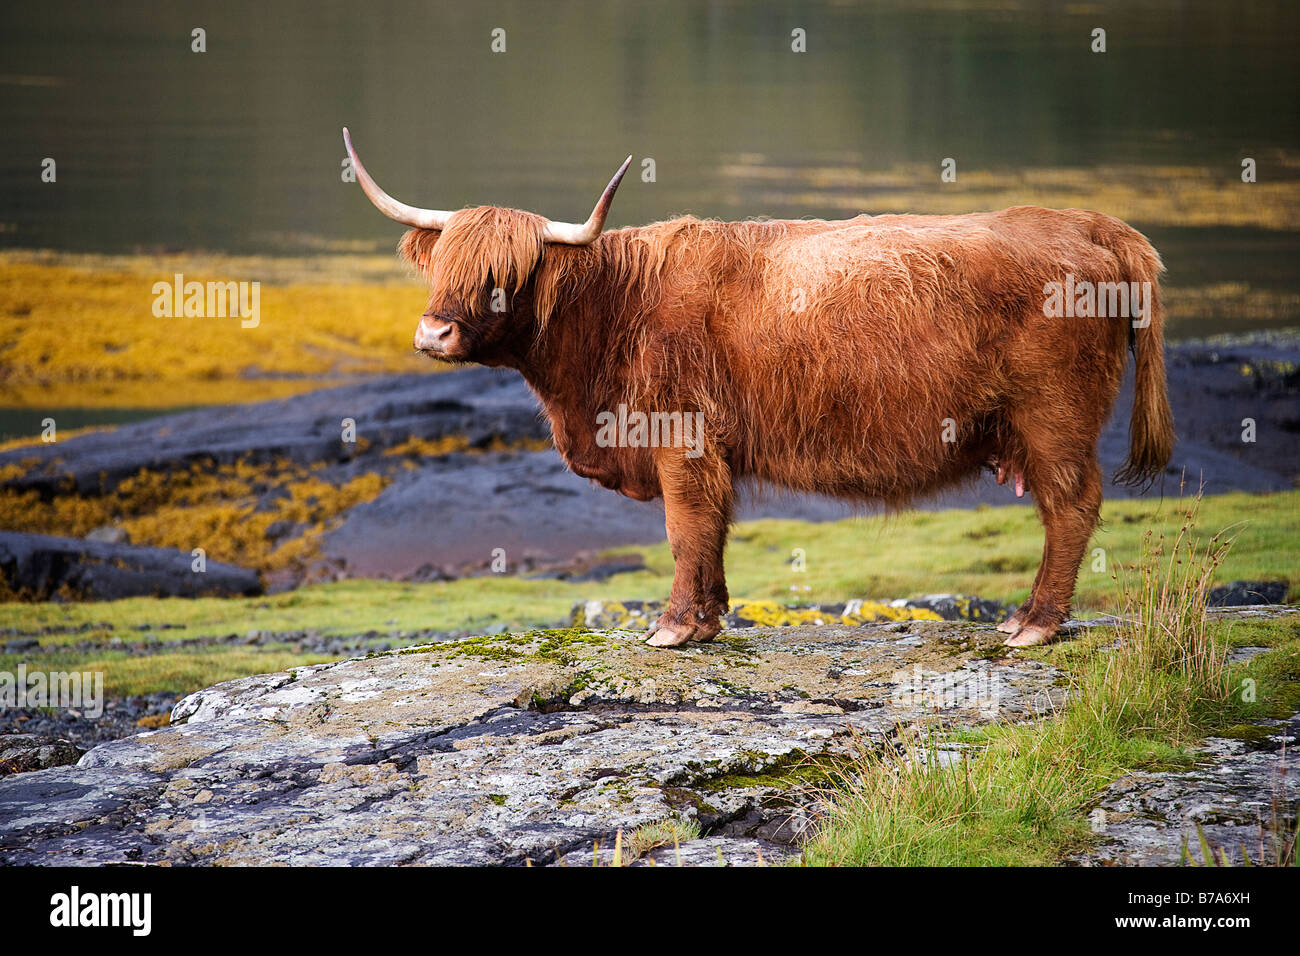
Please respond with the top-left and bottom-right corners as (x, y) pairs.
(1104, 223), (1175, 487)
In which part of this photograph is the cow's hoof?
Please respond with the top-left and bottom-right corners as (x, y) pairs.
(644, 620), (717, 648)
(995, 617), (1023, 636)
(1004, 623), (1056, 647)
(646, 626), (691, 647)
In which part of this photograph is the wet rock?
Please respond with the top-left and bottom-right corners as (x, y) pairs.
(0, 367), (550, 498)
(0, 693), (179, 751)
(323, 452), (668, 577)
(0, 620), (1062, 866)
(263, 521), (294, 542)
(529, 552), (649, 583)
(0, 531), (262, 601)
(0, 735), (84, 776)
(1207, 580), (1288, 607)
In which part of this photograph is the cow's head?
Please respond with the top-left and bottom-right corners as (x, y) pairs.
(343, 129), (630, 365)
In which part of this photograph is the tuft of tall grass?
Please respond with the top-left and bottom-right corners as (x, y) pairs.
(1097, 490), (1236, 736)
(802, 491), (1244, 866)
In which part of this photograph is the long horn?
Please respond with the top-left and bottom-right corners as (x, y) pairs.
(342, 128), (453, 230)
(541, 155), (633, 245)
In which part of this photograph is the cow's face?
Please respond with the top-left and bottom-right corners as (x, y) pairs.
(401, 207), (547, 365)
(341, 128), (630, 365)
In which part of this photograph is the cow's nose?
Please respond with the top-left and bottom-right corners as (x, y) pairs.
(414, 318), (454, 351)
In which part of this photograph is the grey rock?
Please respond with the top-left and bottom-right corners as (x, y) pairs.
(1078, 709), (1300, 866)
(0, 367), (549, 498)
(322, 452), (668, 576)
(0, 620), (1062, 866)
(582, 836), (799, 867)
(0, 735), (84, 777)
(0, 531), (262, 602)
(1208, 580), (1289, 607)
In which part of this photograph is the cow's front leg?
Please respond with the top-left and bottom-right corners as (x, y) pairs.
(645, 448), (732, 648)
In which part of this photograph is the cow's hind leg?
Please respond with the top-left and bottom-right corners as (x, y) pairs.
(645, 449), (732, 648)
(1005, 456), (1102, 647)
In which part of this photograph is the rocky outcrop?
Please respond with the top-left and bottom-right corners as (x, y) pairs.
(1080, 706), (1299, 866)
(0, 735), (83, 777)
(0, 619), (1062, 866)
(0, 531), (262, 601)
(0, 368), (549, 498)
(1208, 580), (1290, 607)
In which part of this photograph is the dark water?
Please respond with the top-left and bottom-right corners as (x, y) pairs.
(1, 0), (1298, 330)
(0, 407), (202, 443)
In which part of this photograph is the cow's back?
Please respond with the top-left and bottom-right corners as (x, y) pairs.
(681, 208), (1145, 500)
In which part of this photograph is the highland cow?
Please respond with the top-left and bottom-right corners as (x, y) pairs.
(343, 129), (1174, 648)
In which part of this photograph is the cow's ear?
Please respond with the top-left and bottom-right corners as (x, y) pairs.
(398, 227), (442, 278)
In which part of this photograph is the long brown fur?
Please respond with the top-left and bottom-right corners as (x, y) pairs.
(398, 204), (1175, 645)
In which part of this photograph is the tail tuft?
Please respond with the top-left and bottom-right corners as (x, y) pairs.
(1114, 281), (1174, 487)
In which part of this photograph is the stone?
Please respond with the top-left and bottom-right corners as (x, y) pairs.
(1078, 707), (1300, 866)
(0, 735), (84, 777)
(0, 620), (1062, 866)
(1207, 580), (1288, 607)
(0, 531), (262, 602)
(582, 835), (799, 867)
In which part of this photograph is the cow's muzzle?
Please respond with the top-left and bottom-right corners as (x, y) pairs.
(414, 314), (458, 355)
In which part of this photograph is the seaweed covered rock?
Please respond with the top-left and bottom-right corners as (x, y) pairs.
(572, 595), (1008, 631)
(0, 368), (548, 498)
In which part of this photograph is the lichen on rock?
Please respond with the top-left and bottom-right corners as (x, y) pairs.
(0, 618), (1063, 866)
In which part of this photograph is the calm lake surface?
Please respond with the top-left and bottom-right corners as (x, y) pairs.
(2, 0), (1298, 337)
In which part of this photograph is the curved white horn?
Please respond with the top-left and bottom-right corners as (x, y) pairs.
(343, 128), (453, 230)
(541, 156), (633, 245)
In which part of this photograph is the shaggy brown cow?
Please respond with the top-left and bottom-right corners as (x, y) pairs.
(343, 129), (1174, 648)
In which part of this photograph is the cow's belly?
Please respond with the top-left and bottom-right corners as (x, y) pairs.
(727, 345), (1003, 502)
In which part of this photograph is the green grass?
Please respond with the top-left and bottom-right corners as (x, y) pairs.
(799, 495), (1300, 867)
(0, 647), (337, 700)
(0, 489), (1296, 697)
(799, 615), (1299, 866)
